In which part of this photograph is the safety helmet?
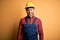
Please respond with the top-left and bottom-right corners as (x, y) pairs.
(25, 2), (35, 9)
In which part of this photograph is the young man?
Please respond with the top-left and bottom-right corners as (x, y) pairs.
(17, 2), (44, 40)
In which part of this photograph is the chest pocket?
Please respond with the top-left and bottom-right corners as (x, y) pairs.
(23, 17), (38, 40)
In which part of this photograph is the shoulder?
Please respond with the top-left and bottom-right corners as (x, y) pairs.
(35, 17), (42, 23)
(19, 17), (26, 24)
(20, 17), (26, 21)
(35, 17), (41, 21)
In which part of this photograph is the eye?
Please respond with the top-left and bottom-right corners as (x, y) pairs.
(30, 9), (33, 11)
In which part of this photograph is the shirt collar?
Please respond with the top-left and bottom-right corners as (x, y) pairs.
(26, 16), (35, 19)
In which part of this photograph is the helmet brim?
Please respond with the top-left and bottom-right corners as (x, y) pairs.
(25, 7), (35, 9)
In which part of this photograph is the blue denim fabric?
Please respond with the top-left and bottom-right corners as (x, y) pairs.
(22, 18), (38, 40)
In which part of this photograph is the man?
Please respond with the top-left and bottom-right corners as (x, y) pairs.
(17, 2), (44, 40)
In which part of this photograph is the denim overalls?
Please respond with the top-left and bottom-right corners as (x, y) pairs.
(22, 17), (38, 40)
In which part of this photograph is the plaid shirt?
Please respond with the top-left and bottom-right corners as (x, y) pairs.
(17, 16), (44, 40)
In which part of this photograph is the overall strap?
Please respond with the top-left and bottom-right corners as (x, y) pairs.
(33, 17), (37, 24)
(25, 17), (28, 24)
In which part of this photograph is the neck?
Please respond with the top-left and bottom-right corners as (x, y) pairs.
(27, 15), (34, 19)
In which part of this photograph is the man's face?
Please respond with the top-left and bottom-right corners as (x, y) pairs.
(26, 8), (34, 18)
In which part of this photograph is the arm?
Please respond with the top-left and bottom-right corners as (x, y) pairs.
(17, 19), (23, 40)
(38, 19), (44, 40)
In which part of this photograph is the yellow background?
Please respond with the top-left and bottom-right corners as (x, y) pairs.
(0, 0), (60, 40)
